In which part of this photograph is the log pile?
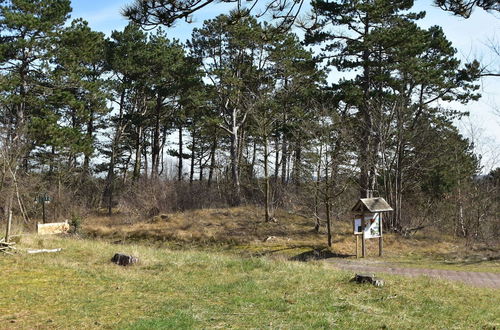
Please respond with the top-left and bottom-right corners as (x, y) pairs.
(0, 238), (16, 254)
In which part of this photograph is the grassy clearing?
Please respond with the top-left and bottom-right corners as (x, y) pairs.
(0, 235), (499, 329)
(82, 206), (500, 273)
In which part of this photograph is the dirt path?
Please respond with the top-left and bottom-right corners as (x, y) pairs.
(324, 259), (500, 289)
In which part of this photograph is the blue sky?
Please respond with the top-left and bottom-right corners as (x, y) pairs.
(69, 0), (500, 171)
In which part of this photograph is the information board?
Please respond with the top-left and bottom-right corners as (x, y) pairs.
(353, 213), (381, 238)
(353, 217), (363, 234)
(364, 213), (381, 239)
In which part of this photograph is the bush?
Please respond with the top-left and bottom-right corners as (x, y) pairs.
(69, 215), (83, 234)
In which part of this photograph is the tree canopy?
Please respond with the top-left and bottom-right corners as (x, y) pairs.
(0, 0), (496, 243)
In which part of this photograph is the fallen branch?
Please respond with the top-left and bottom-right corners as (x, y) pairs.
(27, 248), (62, 254)
(0, 239), (16, 254)
(401, 225), (427, 238)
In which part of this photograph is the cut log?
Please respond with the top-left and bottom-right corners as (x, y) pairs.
(353, 273), (384, 287)
(111, 253), (138, 266)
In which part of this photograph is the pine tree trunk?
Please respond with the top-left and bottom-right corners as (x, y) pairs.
(314, 144), (323, 232)
(105, 90), (126, 216)
(208, 135), (217, 187)
(359, 13), (373, 199)
(264, 134), (271, 222)
(274, 135), (280, 180)
(83, 109), (94, 176)
(122, 152), (131, 184)
(49, 146), (55, 176)
(325, 154), (332, 247)
(199, 155), (204, 181)
(281, 136), (287, 184)
(250, 139), (257, 180)
(189, 133), (196, 184)
(159, 126), (168, 177)
(106, 148), (115, 216)
(394, 140), (403, 231)
(238, 127), (245, 174)
(133, 125), (142, 181)
(18, 64), (28, 172)
(178, 126), (183, 181)
(292, 146), (302, 184)
(281, 79), (288, 184)
(143, 144), (148, 181)
(326, 200), (332, 247)
(151, 96), (161, 178)
(230, 126), (241, 204)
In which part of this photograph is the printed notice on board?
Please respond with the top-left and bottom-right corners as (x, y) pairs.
(364, 213), (381, 239)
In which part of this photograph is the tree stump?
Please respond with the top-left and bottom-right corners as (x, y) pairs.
(111, 253), (138, 266)
(353, 273), (384, 287)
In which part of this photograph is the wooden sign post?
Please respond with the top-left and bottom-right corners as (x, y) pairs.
(35, 193), (51, 224)
(379, 214), (383, 256)
(355, 234), (359, 258)
(361, 211), (366, 258)
(353, 214), (362, 258)
(351, 197), (393, 258)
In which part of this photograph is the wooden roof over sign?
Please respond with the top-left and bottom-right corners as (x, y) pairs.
(351, 197), (393, 213)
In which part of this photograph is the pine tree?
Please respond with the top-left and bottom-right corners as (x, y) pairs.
(0, 0), (72, 170)
(435, 0), (499, 17)
(306, 0), (480, 197)
(146, 29), (188, 178)
(0, 0), (72, 221)
(51, 19), (109, 176)
(123, 0), (304, 30)
(189, 12), (267, 204)
(306, 0), (423, 199)
(104, 23), (151, 214)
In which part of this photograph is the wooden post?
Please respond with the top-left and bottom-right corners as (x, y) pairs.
(5, 210), (12, 243)
(42, 199), (46, 224)
(355, 234), (359, 258)
(361, 211), (366, 258)
(379, 213), (383, 257)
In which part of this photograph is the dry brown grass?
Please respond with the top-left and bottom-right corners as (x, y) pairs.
(80, 206), (500, 272)
(84, 206), (324, 245)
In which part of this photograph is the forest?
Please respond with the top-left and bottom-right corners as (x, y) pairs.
(0, 0), (498, 247)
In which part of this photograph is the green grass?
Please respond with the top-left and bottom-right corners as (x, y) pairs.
(1, 235), (499, 329)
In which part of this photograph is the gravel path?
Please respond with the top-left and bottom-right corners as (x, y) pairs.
(324, 259), (500, 289)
